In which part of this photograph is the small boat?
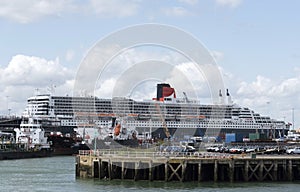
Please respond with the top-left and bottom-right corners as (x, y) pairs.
(75, 117), (138, 149)
(0, 118), (52, 160)
(48, 132), (89, 155)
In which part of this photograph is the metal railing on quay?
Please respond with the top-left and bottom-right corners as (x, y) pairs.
(78, 149), (236, 159)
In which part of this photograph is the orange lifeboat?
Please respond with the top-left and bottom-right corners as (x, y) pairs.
(114, 124), (121, 136)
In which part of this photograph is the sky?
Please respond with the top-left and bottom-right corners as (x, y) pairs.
(0, 0), (300, 129)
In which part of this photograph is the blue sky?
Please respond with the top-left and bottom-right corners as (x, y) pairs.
(0, 0), (299, 129)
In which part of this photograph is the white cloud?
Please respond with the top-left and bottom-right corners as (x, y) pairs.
(163, 7), (189, 17)
(237, 75), (272, 97)
(233, 73), (300, 127)
(215, 0), (242, 8)
(0, 0), (140, 23)
(178, 0), (198, 5)
(294, 67), (300, 74)
(211, 50), (224, 62)
(0, 55), (74, 115)
(236, 75), (300, 100)
(165, 62), (209, 99)
(272, 78), (300, 97)
(88, 0), (139, 18)
(0, 55), (71, 86)
(94, 78), (116, 98)
(65, 49), (75, 62)
(0, 0), (70, 23)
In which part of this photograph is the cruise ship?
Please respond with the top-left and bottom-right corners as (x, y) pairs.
(22, 83), (290, 147)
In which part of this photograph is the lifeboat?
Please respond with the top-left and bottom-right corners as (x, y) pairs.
(114, 124), (121, 136)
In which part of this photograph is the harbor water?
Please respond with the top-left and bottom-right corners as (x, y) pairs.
(0, 156), (299, 192)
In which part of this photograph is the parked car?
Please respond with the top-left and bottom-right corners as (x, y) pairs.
(182, 145), (196, 153)
(229, 147), (244, 154)
(286, 147), (300, 154)
(206, 145), (220, 152)
(219, 146), (230, 153)
(244, 147), (256, 153)
(264, 147), (286, 154)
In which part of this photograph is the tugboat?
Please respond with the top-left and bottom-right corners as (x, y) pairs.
(48, 132), (89, 155)
(0, 118), (52, 160)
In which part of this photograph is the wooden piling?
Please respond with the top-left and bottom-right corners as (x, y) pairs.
(244, 160), (249, 181)
(273, 160), (278, 181)
(229, 159), (234, 182)
(198, 161), (202, 182)
(149, 161), (153, 181)
(214, 160), (218, 182)
(288, 159), (293, 181)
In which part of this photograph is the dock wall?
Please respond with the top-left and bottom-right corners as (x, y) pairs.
(76, 150), (300, 182)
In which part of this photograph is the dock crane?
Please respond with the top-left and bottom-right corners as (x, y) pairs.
(154, 103), (171, 139)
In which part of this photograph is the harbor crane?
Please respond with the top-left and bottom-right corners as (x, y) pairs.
(154, 103), (171, 139)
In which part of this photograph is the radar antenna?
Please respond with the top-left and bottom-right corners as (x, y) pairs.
(183, 92), (189, 103)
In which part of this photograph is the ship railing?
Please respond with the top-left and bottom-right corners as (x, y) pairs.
(78, 149), (235, 159)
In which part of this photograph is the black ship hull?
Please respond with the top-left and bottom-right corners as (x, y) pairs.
(88, 137), (139, 149)
(0, 149), (52, 160)
(48, 135), (89, 156)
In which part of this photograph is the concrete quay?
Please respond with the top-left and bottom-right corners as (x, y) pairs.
(76, 150), (300, 182)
